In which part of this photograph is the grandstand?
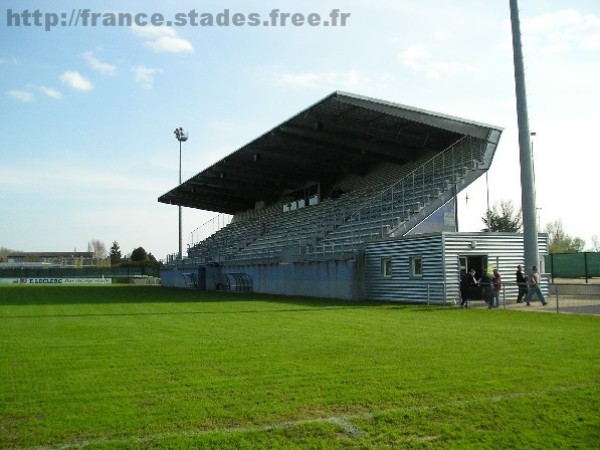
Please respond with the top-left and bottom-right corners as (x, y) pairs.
(159, 91), (509, 302)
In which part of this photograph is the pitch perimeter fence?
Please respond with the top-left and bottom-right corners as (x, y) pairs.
(0, 266), (159, 279)
(480, 280), (600, 316)
(545, 252), (600, 281)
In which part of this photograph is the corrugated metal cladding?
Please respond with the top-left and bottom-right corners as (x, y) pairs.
(365, 232), (548, 304)
(365, 234), (445, 303)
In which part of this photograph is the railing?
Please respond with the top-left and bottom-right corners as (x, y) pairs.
(317, 135), (486, 249)
(188, 213), (233, 249)
(463, 279), (600, 315)
(345, 136), (484, 242)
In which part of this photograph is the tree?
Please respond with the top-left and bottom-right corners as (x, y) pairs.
(545, 219), (585, 254)
(88, 239), (107, 259)
(0, 247), (18, 263)
(481, 200), (522, 232)
(130, 247), (148, 262)
(589, 235), (600, 252)
(110, 241), (122, 265)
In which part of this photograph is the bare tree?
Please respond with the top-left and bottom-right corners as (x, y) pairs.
(88, 240), (108, 259)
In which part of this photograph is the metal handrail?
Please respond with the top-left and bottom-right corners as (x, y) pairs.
(330, 135), (485, 244)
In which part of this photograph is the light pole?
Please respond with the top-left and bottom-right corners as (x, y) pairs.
(174, 127), (188, 260)
(530, 132), (541, 231)
(530, 131), (537, 185)
(510, 0), (539, 271)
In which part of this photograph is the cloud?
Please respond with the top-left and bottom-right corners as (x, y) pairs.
(59, 71), (93, 91)
(7, 90), (34, 102)
(37, 86), (62, 99)
(83, 51), (117, 76)
(132, 65), (163, 89)
(0, 159), (165, 195)
(398, 44), (479, 79)
(274, 69), (390, 91)
(530, 10), (600, 53)
(145, 36), (194, 53)
(398, 44), (430, 70)
(0, 57), (18, 65)
(275, 72), (322, 88)
(132, 25), (194, 53)
(500, 10), (600, 55)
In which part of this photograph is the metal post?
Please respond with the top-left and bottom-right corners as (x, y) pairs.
(174, 127), (188, 260)
(179, 138), (182, 260)
(510, 0), (539, 271)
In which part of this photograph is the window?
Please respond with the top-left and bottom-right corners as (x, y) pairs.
(410, 256), (423, 278)
(381, 258), (392, 277)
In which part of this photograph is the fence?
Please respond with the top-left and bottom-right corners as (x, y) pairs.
(544, 252), (600, 281)
(399, 280), (600, 316)
(474, 280), (600, 316)
(0, 266), (159, 279)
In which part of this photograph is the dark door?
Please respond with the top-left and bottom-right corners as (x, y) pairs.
(197, 266), (207, 291)
(459, 255), (488, 300)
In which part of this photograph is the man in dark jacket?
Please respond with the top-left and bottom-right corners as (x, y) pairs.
(460, 268), (477, 308)
(516, 264), (527, 303)
(480, 269), (493, 308)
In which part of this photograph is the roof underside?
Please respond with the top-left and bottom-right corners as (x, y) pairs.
(158, 91), (501, 215)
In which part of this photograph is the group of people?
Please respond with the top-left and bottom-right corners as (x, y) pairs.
(460, 265), (546, 308)
(516, 264), (547, 306)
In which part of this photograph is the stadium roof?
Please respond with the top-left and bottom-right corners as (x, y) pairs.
(158, 91), (502, 215)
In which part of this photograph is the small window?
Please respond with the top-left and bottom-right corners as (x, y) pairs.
(382, 258), (392, 277)
(410, 256), (423, 278)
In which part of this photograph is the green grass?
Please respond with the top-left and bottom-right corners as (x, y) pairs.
(1, 285), (599, 449)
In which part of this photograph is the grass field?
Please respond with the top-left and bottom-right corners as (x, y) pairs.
(1, 285), (599, 449)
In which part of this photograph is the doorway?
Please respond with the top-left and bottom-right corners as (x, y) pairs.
(459, 255), (488, 300)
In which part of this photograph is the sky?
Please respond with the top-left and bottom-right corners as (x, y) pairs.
(1, 0), (599, 260)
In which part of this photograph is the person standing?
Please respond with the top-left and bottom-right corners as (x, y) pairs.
(492, 269), (502, 308)
(480, 269), (493, 308)
(526, 265), (547, 306)
(516, 264), (527, 303)
(460, 268), (477, 308)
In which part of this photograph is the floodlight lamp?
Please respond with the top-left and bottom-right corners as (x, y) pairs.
(174, 127), (189, 142)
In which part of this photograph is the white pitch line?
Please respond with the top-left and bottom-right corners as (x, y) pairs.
(24, 383), (598, 450)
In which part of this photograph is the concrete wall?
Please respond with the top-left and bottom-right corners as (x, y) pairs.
(161, 258), (364, 300)
(159, 266), (188, 288)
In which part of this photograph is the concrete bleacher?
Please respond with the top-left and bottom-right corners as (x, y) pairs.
(187, 135), (486, 264)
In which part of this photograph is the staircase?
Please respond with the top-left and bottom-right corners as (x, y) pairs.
(310, 135), (488, 253)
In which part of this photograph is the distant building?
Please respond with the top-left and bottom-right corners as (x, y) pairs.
(5, 252), (105, 267)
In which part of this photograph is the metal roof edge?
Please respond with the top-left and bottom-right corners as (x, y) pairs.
(333, 90), (504, 135)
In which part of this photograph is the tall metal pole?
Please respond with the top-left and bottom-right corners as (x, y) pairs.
(510, 0), (539, 270)
(174, 127), (188, 260)
(178, 138), (182, 260)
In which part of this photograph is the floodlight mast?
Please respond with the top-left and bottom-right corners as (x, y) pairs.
(510, 0), (539, 272)
(174, 127), (188, 260)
